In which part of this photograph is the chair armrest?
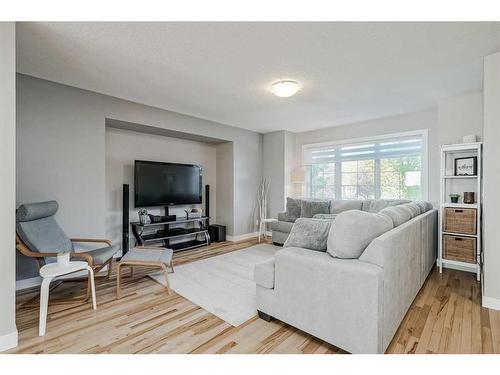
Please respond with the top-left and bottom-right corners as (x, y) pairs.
(277, 211), (293, 222)
(15, 243), (59, 259)
(71, 238), (112, 247)
(70, 252), (94, 266)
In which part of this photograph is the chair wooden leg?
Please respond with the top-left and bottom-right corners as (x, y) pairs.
(107, 258), (113, 279)
(39, 277), (53, 336)
(161, 264), (171, 294)
(116, 262), (123, 299)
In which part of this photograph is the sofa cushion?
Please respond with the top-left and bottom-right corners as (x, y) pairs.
(379, 204), (414, 227)
(327, 210), (394, 259)
(312, 213), (338, 220)
(284, 218), (332, 252)
(300, 200), (330, 218)
(254, 258), (275, 289)
(330, 200), (363, 214)
(414, 201), (433, 213)
(16, 200), (59, 222)
(271, 220), (295, 233)
(363, 199), (411, 213)
(286, 197), (302, 222)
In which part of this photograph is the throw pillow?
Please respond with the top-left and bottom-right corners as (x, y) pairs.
(300, 199), (330, 218)
(286, 197), (302, 222)
(284, 218), (332, 252)
(312, 213), (338, 220)
(327, 210), (393, 259)
(379, 205), (413, 227)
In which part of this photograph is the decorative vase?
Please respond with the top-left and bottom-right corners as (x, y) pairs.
(450, 196), (459, 203)
(463, 192), (475, 204)
(139, 214), (148, 225)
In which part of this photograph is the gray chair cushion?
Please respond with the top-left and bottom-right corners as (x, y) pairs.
(284, 218), (332, 252)
(330, 199), (363, 214)
(87, 244), (120, 265)
(254, 258), (275, 289)
(16, 201), (59, 222)
(271, 220), (295, 233)
(327, 210), (394, 259)
(17, 217), (74, 256)
(300, 200), (330, 218)
(286, 197), (302, 222)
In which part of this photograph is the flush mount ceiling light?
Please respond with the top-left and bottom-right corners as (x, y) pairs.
(270, 80), (300, 98)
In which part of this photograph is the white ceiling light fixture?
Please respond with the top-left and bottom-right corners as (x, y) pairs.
(270, 80), (300, 98)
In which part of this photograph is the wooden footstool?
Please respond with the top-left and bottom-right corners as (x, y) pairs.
(116, 246), (174, 299)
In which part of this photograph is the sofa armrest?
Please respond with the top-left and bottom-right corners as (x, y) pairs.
(272, 247), (384, 353)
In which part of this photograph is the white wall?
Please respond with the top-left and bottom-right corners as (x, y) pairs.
(105, 128), (217, 248)
(438, 92), (483, 145)
(0, 22), (17, 351)
(482, 52), (500, 310)
(17, 74), (263, 280)
(295, 110), (440, 205)
(263, 131), (285, 219)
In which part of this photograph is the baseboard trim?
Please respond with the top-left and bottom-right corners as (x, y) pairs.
(482, 295), (500, 311)
(16, 276), (42, 291)
(0, 330), (18, 352)
(227, 231), (259, 242)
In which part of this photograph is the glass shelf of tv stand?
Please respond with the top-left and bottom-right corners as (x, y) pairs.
(131, 216), (210, 227)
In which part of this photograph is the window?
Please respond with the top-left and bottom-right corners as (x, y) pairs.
(303, 132), (426, 200)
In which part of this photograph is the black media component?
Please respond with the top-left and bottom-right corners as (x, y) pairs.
(208, 224), (226, 242)
(122, 184), (129, 256)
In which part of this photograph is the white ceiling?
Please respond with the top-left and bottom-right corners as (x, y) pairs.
(16, 22), (500, 133)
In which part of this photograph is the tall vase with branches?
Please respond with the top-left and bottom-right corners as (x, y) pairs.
(257, 177), (270, 233)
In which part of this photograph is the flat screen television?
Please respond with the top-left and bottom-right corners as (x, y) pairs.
(134, 160), (202, 207)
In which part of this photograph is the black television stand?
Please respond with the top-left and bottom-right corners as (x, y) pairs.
(130, 216), (211, 252)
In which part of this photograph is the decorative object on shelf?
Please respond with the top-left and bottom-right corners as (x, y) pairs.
(454, 156), (477, 176)
(185, 208), (202, 219)
(463, 192), (475, 204)
(462, 134), (478, 143)
(449, 194), (460, 203)
(138, 208), (149, 225)
(257, 177), (270, 231)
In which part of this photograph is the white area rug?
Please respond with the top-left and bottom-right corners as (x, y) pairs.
(149, 243), (279, 326)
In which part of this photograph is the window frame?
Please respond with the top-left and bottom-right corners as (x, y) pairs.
(302, 129), (429, 201)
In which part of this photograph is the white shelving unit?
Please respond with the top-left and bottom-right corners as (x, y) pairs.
(438, 142), (482, 280)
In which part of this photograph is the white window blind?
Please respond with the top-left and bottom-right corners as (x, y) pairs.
(303, 134), (424, 200)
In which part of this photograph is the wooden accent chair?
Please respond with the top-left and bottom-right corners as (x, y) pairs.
(16, 201), (119, 304)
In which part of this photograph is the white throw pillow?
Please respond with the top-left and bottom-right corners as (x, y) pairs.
(327, 210), (394, 259)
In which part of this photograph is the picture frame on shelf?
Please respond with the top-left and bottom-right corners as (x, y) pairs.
(454, 156), (477, 176)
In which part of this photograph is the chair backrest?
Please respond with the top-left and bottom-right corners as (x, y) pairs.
(16, 201), (74, 264)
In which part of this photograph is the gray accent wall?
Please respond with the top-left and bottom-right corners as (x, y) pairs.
(16, 74), (263, 281)
(0, 22), (17, 348)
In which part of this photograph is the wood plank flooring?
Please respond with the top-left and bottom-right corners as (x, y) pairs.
(7, 239), (500, 354)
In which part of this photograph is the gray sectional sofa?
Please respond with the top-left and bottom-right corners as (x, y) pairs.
(255, 199), (437, 353)
(271, 198), (411, 245)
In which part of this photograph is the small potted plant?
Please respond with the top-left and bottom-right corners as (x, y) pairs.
(449, 194), (460, 204)
(138, 208), (149, 225)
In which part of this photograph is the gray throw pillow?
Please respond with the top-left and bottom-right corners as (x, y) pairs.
(312, 213), (338, 220)
(300, 200), (330, 218)
(286, 197), (302, 222)
(327, 210), (393, 259)
(284, 218), (332, 252)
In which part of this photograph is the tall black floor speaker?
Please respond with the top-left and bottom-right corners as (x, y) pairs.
(205, 184), (210, 225)
(122, 184), (130, 255)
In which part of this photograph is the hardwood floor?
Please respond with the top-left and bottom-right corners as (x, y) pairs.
(8, 239), (500, 354)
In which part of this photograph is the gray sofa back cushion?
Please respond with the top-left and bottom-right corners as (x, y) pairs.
(300, 200), (330, 218)
(285, 197), (301, 222)
(330, 200), (363, 214)
(327, 210), (394, 259)
(379, 202), (426, 227)
(362, 199), (411, 213)
(284, 218), (332, 252)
